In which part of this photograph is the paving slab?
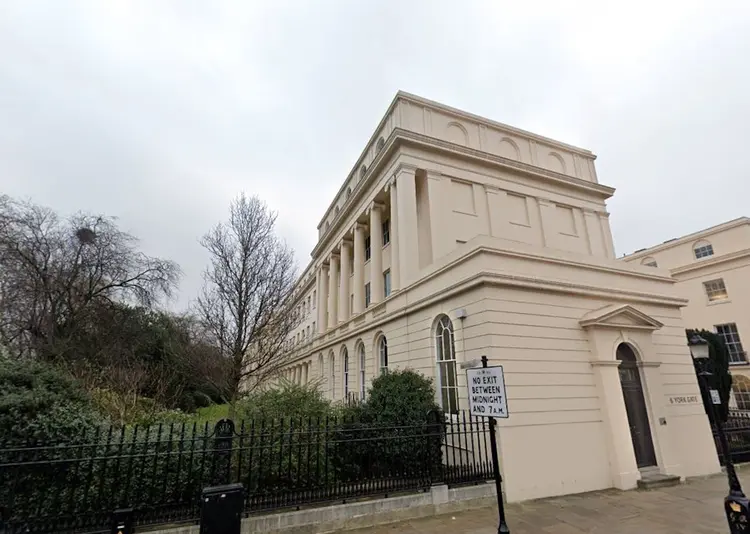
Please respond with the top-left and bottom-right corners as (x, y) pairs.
(348, 467), (748, 533)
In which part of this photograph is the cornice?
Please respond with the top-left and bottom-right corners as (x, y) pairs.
(286, 267), (685, 364)
(671, 248), (750, 276)
(396, 129), (614, 200)
(622, 217), (750, 260)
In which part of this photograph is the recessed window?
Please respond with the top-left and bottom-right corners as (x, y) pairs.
(360, 164), (367, 178)
(382, 219), (390, 246)
(378, 336), (388, 375)
(343, 347), (349, 398)
(716, 323), (746, 364)
(335, 206), (340, 215)
(436, 315), (459, 415)
(694, 243), (714, 259)
(376, 137), (385, 151)
(365, 236), (371, 261)
(326, 221), (330, 231)
(383, 269), (391, 298)
(358, 344), (366, 400)
(312, 290), (316, 308)
(347, 187), (352, 198)
(365, 283), (371, 307)
(641, 257), (657, 267)
(704, 278), (728, 302)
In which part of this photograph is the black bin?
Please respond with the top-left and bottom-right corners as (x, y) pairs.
(200, 483), (245, 534)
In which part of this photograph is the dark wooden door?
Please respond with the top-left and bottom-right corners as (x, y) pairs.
(617, 345), (657, 468)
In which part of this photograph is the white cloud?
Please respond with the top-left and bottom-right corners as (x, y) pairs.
(1, 0), (749, 306)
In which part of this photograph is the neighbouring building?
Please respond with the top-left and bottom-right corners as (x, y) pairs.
(621, 217), (750, 410)
(277, 91), (719, 502)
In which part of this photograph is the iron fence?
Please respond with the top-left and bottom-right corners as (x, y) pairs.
(714, 410), (750, 466)
(0, 411), (492, 534)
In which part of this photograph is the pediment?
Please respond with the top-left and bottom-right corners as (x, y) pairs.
(579, 304), (663, 331)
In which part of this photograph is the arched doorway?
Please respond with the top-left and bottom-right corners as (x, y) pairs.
(617, 343), (657, 468)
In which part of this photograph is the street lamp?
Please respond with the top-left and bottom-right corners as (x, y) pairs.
(688, 334), (750, 531)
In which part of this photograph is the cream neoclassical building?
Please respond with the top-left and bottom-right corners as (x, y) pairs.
(278, 91), (719, 502)
(622, 217), (750, 409)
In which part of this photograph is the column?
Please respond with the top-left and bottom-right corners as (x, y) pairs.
(388, 179), (400, 291)
(328, 253), (339, 326)
(318, 264), (329, 332)
(396, 167), (419, 286)
(353, 224), (366, 313)
(369, 202), (384, 304)
(339, 240), (351, 322)
(599, 211), (616, 258)
(426, 172), (452, 261)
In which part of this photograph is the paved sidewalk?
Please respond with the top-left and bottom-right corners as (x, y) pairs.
(350, 469), (743, 533)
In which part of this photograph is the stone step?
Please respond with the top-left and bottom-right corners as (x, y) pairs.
(637, 473), (682, 490)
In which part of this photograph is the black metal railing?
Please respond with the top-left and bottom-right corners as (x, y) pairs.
(715, 410), (750, 466)
(0, 411), (492, 534)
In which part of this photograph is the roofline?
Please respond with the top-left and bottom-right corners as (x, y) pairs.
(316, 90), (598, 230)
(622, 217), (750, 259)
(397, 91), (596, 157)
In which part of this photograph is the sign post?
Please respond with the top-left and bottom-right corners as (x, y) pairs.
(467, 355), (510, 534)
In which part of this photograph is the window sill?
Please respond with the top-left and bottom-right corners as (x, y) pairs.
(730, 362), (750, 367)
(510, 221), (531, 228)
(707, 299), (731, 306)
(382, 242), (390, 250)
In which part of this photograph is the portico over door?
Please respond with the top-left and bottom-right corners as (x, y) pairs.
(617, 343), (657, 468)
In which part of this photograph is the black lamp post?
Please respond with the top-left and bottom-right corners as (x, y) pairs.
(688, 334), (750, 531)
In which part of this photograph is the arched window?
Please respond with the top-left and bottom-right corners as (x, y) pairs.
(376, 137), (385, 151)
(360, 164), (367, 178)
(435, 315), (458, 414)
(335, 205), (340, 215)
(358, 343), (366, 400)
(318, 353), (324, 379)
(641, 257), (658, 267)
(733, 375), (750, 410)
(329, 353), (336, 399)
(342, 346), (349, 398)
(694, 240), (714, 259)
(378, 336), (388, 375)
(347, 187), (352, 198)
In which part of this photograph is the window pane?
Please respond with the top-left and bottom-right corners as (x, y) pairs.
(441, 388), (450, 412)
(448, 388), (459, 414)
(445, 361), (457, 387)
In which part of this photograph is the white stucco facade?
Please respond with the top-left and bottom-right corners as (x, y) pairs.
(277, 91), (719, 502)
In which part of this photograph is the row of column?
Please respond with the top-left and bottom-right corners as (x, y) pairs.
(315, 167), (420, 332)
(284, 362), (310, 385)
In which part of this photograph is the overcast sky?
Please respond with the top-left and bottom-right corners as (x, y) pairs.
(2, 1), (749, 310)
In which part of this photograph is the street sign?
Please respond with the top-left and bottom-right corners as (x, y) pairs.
(467, 365), (509, 418)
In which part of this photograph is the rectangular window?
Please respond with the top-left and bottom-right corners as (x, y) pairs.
(716, 323), (747, 364)
(365, 237), (371, 261)
(695, 244), (714, 259)
(382, 219), (390, 246)
(312, 321), (316, 333)
(383, 269), (391, 298)
(365, 283), (371, 307)
(312, 291), (316, 309)
(350, 294), (354, 312)
(704, 278), (728, 302)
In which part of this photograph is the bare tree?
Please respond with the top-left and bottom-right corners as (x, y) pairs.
(0, 196), (180, 361)
(196, 193), (299, 404)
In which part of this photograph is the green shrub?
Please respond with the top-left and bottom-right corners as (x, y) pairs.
(333, 370), (444, 482)
(0, 359), (105, 525)
(236, 379), (333, 422)
(0, 358), (103, 443)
